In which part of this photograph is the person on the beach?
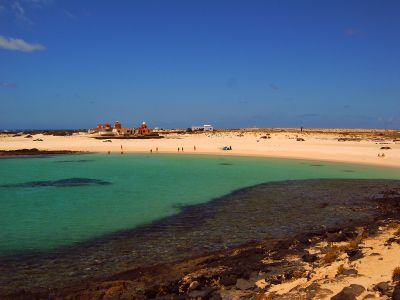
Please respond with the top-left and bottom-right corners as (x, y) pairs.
(182, 147), (184, 152)
(150, 149), (152, 153)
(178, 147), (180, 152)
(194, 145), (196, 151)
(156, 147), (158, 152)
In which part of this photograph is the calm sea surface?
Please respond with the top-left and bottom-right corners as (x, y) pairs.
(0, 153), (399, 255)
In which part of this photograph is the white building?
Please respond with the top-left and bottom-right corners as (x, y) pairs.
(191, 124), (214, 131)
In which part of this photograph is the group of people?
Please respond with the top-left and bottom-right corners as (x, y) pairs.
(108, 145), (199, 154)
(177, 146), (197, 152)
(147, 146), (197, 153)
(377, 153), (386, 158)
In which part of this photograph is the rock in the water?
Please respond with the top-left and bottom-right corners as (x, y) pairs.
(331, 284), (365, 300)
(235, 278), (254, 290)
(188, 287), (217, 298)
(393, 283), (400, 300)
(302, 253), (318, 263)
(327, 231), (347, 242)
(209, 290), (222, 300)
(220, 275), (237, 286)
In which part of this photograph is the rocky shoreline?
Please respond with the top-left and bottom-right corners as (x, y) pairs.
(1, 180), (400, 299)
(0, 148), (85, 157)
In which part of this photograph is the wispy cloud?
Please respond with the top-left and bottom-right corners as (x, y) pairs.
(64, 9), (77, 20)
(3, 0), (53, 23)
(0, 81), (17, 88)
(11, 1), (31, 23)
(344, 28), (360, 36)
(269, 83), (279, 91)
(0, 35), (46, 52)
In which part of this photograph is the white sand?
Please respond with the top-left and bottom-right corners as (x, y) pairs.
(1, 131), (399, 167)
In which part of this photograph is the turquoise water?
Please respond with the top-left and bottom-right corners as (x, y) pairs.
(0, 153), (399, 255)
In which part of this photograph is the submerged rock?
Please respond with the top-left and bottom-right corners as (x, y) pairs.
(235, 278), (254, 290)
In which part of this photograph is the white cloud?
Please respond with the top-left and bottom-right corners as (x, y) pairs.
(0, 35), (45, 52)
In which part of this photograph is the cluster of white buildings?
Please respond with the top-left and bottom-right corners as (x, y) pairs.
(191, 124), (214, 132)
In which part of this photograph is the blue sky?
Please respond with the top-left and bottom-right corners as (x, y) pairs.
(0, 0), (399, 129)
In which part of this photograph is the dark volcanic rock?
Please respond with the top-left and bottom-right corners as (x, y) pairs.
(220, 275), (237, 286)
(393, 283), (400, 300)
(373, 281), (390, 295)
(331, 284), (365, 300)
(188, 287), (217, 298)
(302, 253), (318, 263)
(0, 148), (81, 156)
(385, 237), (400, 245)
(327, 231), (347, 242)
(235, 278), (254, 290)
(347, 248), (364, 261)
(341, 268), (358, 276)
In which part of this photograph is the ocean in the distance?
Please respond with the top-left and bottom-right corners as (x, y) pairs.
(0, 153), (399, 256)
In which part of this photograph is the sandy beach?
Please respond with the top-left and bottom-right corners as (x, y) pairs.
(1, 128), (400, 168)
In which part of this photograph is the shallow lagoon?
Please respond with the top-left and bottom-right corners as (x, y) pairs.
(0, 153), (399, 255)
